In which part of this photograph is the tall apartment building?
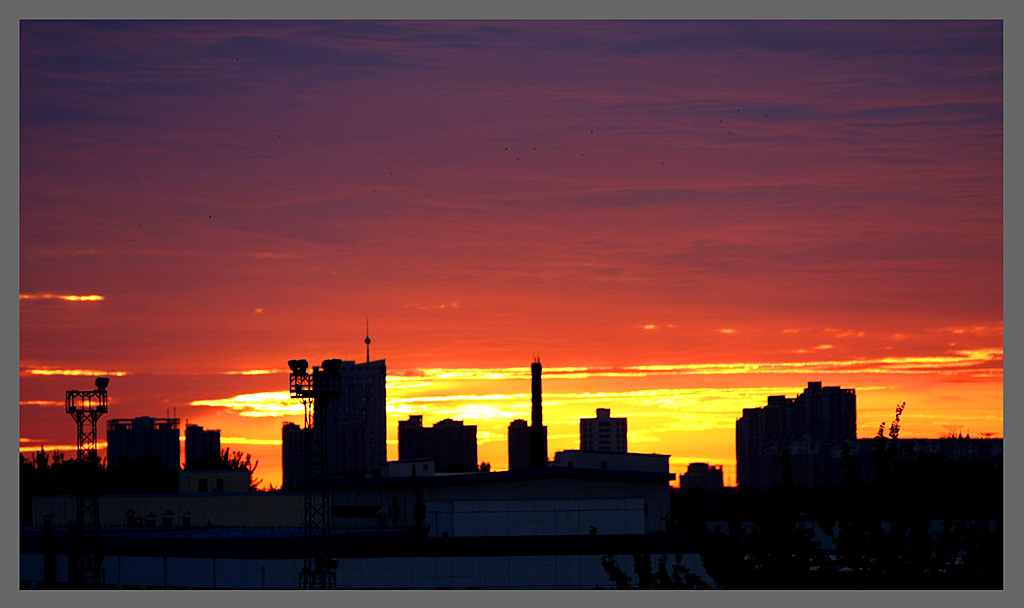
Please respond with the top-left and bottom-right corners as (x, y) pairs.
(283, 357), (388, 485)
(319, 359), (388, 476)
(736, 381), (856, 490)
(507, 419), (530, 471)
(281, 422), (305, 491)
(398, 416), (478, 473)
(580, 408), (627, 452)
(398, 415), (428, 461)
(105, 416), (181, 471)
(184, 423), (221, 468)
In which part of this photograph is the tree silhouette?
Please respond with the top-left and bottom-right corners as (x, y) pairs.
(187, 448), (261, 491)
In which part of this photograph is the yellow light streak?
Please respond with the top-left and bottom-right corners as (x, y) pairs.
(20, 293), (105, 301)
(19, 442), (108, 453)
(23, 368), (128, 377)
(223, 369), (288, 376)
(397, 350), (1000, 384)
(219, 437), (283, 446)
(189, 392), (300, 417)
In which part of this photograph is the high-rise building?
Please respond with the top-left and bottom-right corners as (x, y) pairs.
(507, 419), (530, 471)
(319, 359), (387, 476)
(281, 422), (305, 491)
(398, 415), (428, 461)
(580, 408), (627, 452)
(105, 416), (181, 471)
(431, 418), (478, 472)
(398, 416), (479, 472)
(284, 357), (388, 484)
(184, 423), (221, 468)
(736, 381), (856, 490)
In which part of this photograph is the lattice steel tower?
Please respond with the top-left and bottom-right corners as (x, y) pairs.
(65, 376), (109, 588)
(289, 358), (341, 589)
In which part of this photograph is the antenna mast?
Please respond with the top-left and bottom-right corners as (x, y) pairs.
(365, 316), (371, 363)
(65, 376), (109, 588)
(288, 359), (340, 589)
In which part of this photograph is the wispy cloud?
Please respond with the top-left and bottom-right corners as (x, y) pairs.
(20, 293), (104, 301)
(404, 350), (1002, 382)
(189, 392), (300, 417)
(931, 325), (1001, 336)
(22, 368), (128, 377)
(222, 369), (288, 376)
(404, 302), (461, 311)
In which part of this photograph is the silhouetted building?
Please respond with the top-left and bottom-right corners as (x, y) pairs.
(736, 382), (857, 490)
(529, 358), (548, 469)
(679, 463), (723, 491)
(432, 419), (478, 472)
(398, 415), (428, 461)
(580, 408), (627, 452)
(398, 416), (478, 473)
(319, 359), (387, 476)
(178, 468), (250, 493)
(552, 450), (671, 477)
(382, 459), (435, 477)
(281, 422), (305, 491)
(184, 424), (220, 468)
(851, 435), (1003, 480)
(105, 416), (181, 471)
(25, 466), (687, 589)
(507, 419), (530, 471)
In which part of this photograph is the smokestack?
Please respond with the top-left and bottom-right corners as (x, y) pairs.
(531, 356), (542, 427)
(529, 356), (547, 469)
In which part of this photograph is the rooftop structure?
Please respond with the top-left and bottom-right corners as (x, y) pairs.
(580, 408), (627, 452)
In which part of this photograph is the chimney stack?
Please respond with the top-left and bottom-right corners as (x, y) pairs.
(531, 356), (542, 427)
(529, 356), (547, 469)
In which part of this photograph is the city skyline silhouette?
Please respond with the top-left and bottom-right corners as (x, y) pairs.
(20, 20), (1002, 494)
(20, 362), (1002, 589)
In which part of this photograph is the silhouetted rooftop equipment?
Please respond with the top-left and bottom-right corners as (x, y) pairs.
(65, 377), (109, 588)
(289, 356), (341, 589)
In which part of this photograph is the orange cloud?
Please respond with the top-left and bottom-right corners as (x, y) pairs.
(404, 351), (1001, 382)
(223, 369), (287, 376)
(19, 293), (104, 301)
(22, 368), (128, 377)
(403, 302), (461, 311)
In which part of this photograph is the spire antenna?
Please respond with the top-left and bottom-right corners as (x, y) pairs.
(364, 316), (371, 363)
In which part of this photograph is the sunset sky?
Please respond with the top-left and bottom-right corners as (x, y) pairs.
(19, 20), (1003, 489)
